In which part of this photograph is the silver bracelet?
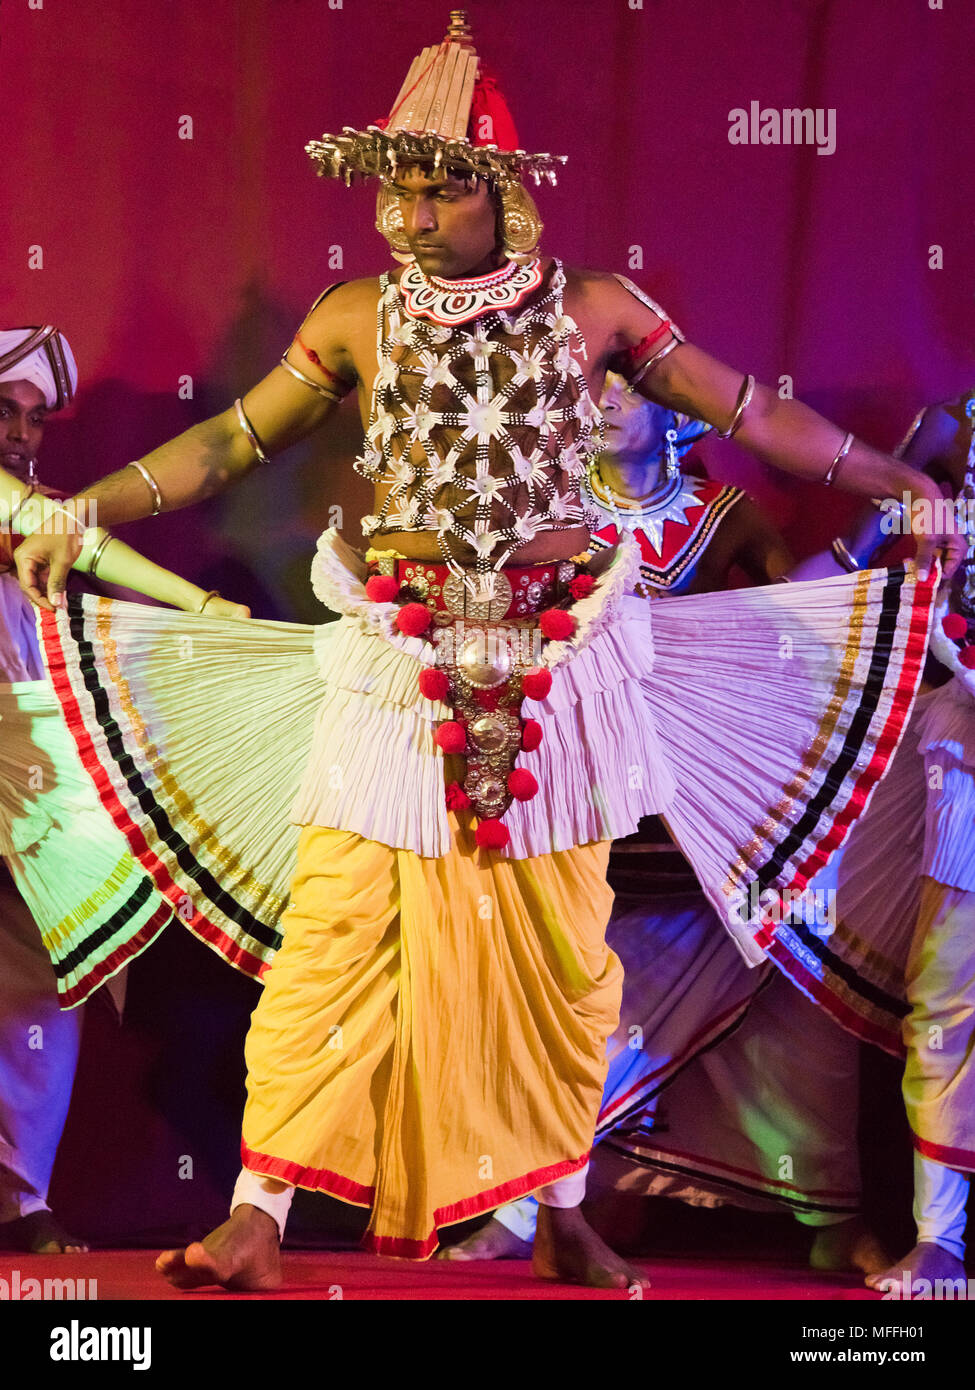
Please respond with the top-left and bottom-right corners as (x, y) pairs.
(234, 398), (272, 465)
(127, 459), (163, 515)
(279, 354), (344, 404)
(6, 482), (36, 532)
(717, 373), (756, 440)
(87, 532), (115, 576)
(823, 432), (855, 487)
(830, 537), (861, 573)
(626, 337), (683, 392)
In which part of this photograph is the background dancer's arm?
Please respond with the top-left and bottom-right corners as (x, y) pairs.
(789, 401), (962, 580)
(0, 465), (248, 617)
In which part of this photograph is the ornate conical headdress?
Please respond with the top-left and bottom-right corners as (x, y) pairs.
(305, 10), (566, 188)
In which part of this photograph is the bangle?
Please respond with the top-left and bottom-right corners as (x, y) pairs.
(279, 354), (345, 404)
(626, 337), (683, 392)
(619, 321), (673, 369)
(830, 537), (861, 573)
(87, 532), (115, 576)
(6, 483), (36, 531)
(823, 432), (855, 487)
(128, 459), (163, 515)
(198, 589), (221, 613)
(234, 398), (272, 465)
(717, 373), (755, 440)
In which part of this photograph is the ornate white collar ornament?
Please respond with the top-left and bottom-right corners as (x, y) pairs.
(399, 258), (544, 326)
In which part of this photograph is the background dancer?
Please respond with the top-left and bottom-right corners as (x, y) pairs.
(0, 327), (247, 1255)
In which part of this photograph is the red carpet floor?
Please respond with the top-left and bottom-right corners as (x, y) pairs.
(0, 1250), (883, 1300)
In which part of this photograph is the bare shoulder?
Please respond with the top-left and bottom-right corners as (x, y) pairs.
(563, 266), (656, 315)
(563, 267), (668, 360)
(302, 276), (383, 331)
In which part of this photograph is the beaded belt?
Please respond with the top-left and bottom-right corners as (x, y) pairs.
(391, 558), (577, 623)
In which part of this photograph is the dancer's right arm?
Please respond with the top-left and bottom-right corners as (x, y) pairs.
(14, 281), (366, 611)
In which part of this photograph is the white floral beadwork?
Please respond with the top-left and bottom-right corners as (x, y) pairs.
(352, 259), (605, 584)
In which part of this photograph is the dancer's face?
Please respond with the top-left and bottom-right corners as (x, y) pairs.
(0, 380), (47, 484)
(600, 373), (669, 461)
(390, 166), (501, 279)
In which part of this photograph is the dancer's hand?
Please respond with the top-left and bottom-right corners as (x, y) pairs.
(906, 478), (966, 583)
(200, 596), (251, 620)
(14, 531), (84, 611)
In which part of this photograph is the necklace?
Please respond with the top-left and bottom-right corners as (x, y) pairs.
(584, 463), (713, 553)
(399, 257), (544, 326)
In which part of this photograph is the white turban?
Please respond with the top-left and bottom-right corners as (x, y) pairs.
(0, 327), (78, 411)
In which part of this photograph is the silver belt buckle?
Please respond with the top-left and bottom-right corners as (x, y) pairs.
(442, 569), (513, 621)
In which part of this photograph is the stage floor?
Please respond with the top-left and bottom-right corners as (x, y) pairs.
(0, 1250), (884, 1300)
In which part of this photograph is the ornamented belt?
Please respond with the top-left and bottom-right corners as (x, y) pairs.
(364, 548), (599, 849)
(394, 557), (576, 623)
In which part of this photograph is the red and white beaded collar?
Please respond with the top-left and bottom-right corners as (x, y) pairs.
(398, 258), (543, 326)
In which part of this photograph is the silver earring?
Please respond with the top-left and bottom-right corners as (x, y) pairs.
(664, 428), (680, 482)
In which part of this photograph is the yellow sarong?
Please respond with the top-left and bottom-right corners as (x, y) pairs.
(240, 811), (619, 1257)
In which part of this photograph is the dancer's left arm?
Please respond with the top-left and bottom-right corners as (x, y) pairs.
(591, 277), (964, 580)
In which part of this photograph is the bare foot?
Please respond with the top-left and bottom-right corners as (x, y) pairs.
(532, 1204), (651, 1291)
(866, 1240), (967, 1294)
(808, 1217), (893, 1276)
(155, 1205), (281, 1291)
(0, 1211), (88, 1255)
(438, 1216), (532, 1261)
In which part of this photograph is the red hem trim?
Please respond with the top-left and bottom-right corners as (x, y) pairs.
(240, 1141), (375, 1207)
(240, 1142), (590, 1261)
(795, 566), (934, 886)
(753, 567), (934, 952)
(57, 905), (171, 1009)
(40, 608), (268, 983)
(913, 1134), (975, 1173)
(764, 938), (904, 1057)
(635, 1138), (860, 1200)
(596, 992), (754, 1127)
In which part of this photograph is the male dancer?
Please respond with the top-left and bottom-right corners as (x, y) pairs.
(16, 14), (959, 1289)
(0, 327), (247, 1254)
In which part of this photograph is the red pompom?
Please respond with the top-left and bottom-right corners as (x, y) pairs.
(445, 781), (472, 810)
(521, 718), (543, 752)
(396, 601), (433, 636)
(522, 666), (552, 701)
(507, 768), (538, 801)
(942, 612), (969, 642)
(418, 667), (450, 701)
(475, 817), (511, 849)
(569, 573), (596, 600)
(434, 720), (467, 753)
(539, 607), (577, 641)
(365, 574), (401, 603)
(959, 646), (975, 670)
